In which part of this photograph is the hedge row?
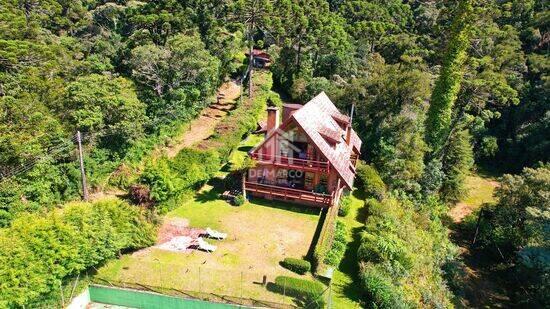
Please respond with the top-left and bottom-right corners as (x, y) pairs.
(312, 206), (338, 272)
(355, 163), (386, 200)
(273, 276), (326, 307)
(0, 199), (155, 308)
(338, 193), (352, 216)
(280, 258), (311, 275)
(324, 220), (348, 266)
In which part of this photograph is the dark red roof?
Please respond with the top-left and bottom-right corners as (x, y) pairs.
(245, 49), (271, 62)
(291, 92), (362, 188)
(251, 92), (362, 189)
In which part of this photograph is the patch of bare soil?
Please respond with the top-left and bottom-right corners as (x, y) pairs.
(449, 202), (474, 223)
(157, 218), (206, 244)
(165, 81), (241, 158)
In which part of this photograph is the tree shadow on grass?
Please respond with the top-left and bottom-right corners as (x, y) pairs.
(194, 188), (222, 204)
(335, 225), (364, 305)
(237, 145), (254, 152)
(265, 282), (315, 308)
(248, 197), (321, 217)
(307, 208), (327, 260)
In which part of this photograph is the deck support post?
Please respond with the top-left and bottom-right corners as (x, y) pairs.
(242, 172), (247, 200)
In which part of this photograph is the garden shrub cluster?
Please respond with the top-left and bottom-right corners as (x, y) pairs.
(338, 193), (352, 216)
(273, 276), (326, 307)
(324, 220), (348, 266)
(0, 199), (155, 308)
(358, 196), (457, 308)
(359, 264), (408, 309)
(233, 194), (246, 206)
(280, 258), (311, 275)
(356, 163), (386, 200)
(139, 149), (220, 212)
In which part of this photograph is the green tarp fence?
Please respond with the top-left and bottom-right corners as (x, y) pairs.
(89, 285), (238, 309)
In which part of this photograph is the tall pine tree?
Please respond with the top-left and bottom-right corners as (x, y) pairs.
(425, 0), (474, 155)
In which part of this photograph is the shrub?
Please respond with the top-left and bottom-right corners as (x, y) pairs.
(356, 163), (386, 200)
(272, 276), (326, 307)
(338, 193), (352, 217)
(357, 196), (456, 307)
(128, 184), (154, 207)
(233, 194), (246, 206)
(140, 157), (183, 203)
(324, 220), (348, 266)
(0, 199), (155, 308)
(359, 264), (409, 309)
(140, 149), (220, 206)
(280, 258), (311, 275)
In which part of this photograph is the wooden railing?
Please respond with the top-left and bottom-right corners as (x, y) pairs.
(245, 181), (333, 207)
(250, 153), (329, 172)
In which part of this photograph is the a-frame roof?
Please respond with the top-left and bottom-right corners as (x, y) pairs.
(251, 92), (362, 189)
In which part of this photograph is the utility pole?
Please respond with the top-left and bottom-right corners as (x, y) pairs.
(248, 19), (255, 97)
(76, 131), (89, 201)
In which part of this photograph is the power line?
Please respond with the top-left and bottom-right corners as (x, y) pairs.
(0, 134), (78, 183)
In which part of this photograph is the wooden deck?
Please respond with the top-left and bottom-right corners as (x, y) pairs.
(244, 182), (333, 207)
(250, 153), (330, 173)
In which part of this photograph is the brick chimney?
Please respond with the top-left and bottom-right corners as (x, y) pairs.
(266, 106), (280, 134)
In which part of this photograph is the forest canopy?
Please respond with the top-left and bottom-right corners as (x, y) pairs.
(0, 0), (548, 307)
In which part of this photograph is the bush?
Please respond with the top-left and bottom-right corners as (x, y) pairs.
(324, 220), (348, 266)
(272, 276), (326, 307)
(338, 193), (352, 217)
(356, 163), (386, 200)
(357, 196), (456, 308)
(233, 194), (246, 206)
(0, 199), (155, 308)
(359, 264), (409, 309)
(140, 149), (220, 207)
(280, 258), (311, 275)
(128, 184), (154, 207)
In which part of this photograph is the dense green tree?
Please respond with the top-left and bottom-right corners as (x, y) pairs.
(476, 165), (549, 306)
(425, 0), (473, 154)
(342, 59), (431, 193)
(65, 74), (147, 148)
(130, 33), (220, 97)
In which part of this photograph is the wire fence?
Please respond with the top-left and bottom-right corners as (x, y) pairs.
(93, 259), (330, 308)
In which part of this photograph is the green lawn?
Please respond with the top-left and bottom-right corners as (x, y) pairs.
(462, 175), (498, 206)
(95, 133), (324, 305)
(449, 174), (498, 223)
(330, 190), (366, 308)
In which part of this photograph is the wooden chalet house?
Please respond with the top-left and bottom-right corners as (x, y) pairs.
(244, 92), (362, 208)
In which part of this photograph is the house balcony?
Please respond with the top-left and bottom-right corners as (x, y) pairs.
(249, 153), (330, 173)
(244, 181), (333, 208)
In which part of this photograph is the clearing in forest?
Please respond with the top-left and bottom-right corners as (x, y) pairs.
(95, 135), (323, 306)
(448, 175), (498, 223)
(450, 174), (511, 308)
